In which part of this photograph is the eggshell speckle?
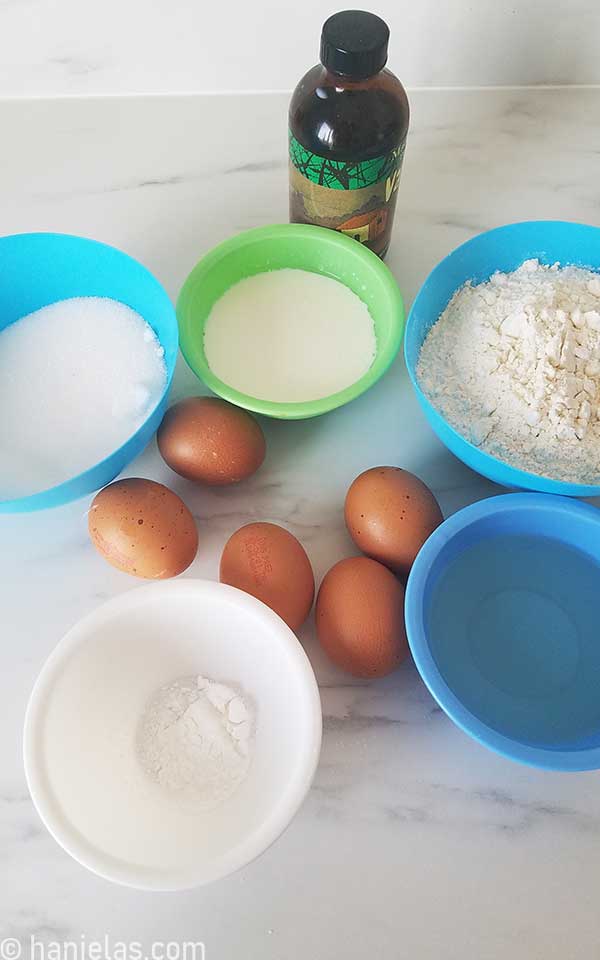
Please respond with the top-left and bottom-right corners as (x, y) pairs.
(345, 466), (443, 578)
(316, 556), (408, 678)
(88, 478), (198, 579)
(220, 522), (314, 631)
(157, 396), (266, 485)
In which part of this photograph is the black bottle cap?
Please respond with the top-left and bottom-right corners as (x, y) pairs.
(320, 10), (389, 79)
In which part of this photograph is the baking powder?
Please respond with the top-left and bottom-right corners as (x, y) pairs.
(137, 675), (254, 808)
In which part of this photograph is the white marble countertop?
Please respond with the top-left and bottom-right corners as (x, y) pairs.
(2, 88), (600, 959)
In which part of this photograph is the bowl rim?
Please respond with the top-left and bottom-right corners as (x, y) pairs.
(404, 219), (600, 497)
(23, 579), (323, 890)
(0, 231), (178, 513)
(177, 223), (405, 420)
(405, 492), (600, 771)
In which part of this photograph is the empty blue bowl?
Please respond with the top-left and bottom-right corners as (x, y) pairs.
(0, 233), (178, 513)
(405, 493), (600, 770)
(404, 220), (600, 496)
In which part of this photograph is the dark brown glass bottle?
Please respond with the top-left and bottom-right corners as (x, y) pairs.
(289, 10), (409, 259)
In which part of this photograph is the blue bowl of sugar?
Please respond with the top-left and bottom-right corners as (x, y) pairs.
(0, 233), (178, 513)
(406, 493), (600, 770)
(404, 220), (600, 496)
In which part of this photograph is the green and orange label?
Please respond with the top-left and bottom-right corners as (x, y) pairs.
(289, 132), (405, 257)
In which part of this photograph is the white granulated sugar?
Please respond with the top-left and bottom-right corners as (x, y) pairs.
(0, 297), (166, 498)
(203, 268), (376, 402)
(137, 675), (254, 808)
(417, 259), (600, 483)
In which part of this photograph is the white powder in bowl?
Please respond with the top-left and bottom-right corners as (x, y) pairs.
(203, 268), (376, 403)
(137, 675), (254, 809)
(417, 259), (600, 483)
(0, 297), (167, 498)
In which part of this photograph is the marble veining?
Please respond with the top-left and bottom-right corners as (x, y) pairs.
(225, 160), (287, 175)
(47, 56), (108, 78)
(2, 0), (600, 97)
(1, 89), (600, 959)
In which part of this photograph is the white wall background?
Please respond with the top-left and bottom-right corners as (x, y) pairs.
(0, 0), (599, 97)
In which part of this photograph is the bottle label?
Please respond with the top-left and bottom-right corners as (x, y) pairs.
(289, 131), (405, 256)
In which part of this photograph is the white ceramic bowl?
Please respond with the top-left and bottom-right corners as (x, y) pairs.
(24, 580), (322, 891)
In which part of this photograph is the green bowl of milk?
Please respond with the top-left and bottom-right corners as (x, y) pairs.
(177, 223), (404, 420)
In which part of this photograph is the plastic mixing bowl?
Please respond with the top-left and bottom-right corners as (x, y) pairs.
(404, 220), (600, 496)
(177, 223), (404, 419)
(0, 233), (178, 513)
(24, 579), (322, 890)
(406, 493), (600, 770)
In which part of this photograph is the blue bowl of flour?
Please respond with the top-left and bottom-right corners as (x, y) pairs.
(0, 233), (177, 513)
(404, 220), (600, 496)
(406, 493), (600, 770)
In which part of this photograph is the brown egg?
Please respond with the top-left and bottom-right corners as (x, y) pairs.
(345, 466), (443, 578)
(316, 556), (408, 678)
(157, 396), (266, 485)
(88, 478), (198, 579)
(220, 522), (314, 631)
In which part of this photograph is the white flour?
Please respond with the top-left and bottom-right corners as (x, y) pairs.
(137, 675), (254, 808)
(417, 259), (600, 483)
